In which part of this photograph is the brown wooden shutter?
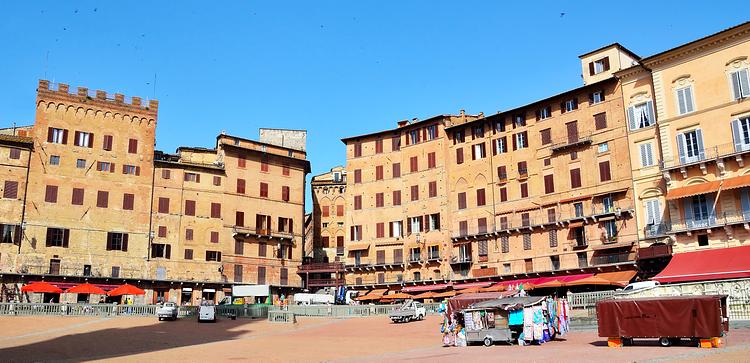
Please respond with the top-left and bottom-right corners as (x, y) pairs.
(393, 191), (401, 206)
(74, 131), (81, 146)
(392, 163), (400, 178)
(376, 165), (383, 180)
(456, 148), (464, 164)
(429, 181), (437, 197)
(354, 169), (361, 183)
(458, 192), (466, 209)
(602, 57), (610, 71)
(238, 156), (246, 168)
(570, 168), (582, 188)
(47, 127), (54, 142)
(260, 182), (268, 197)
(389, 222), (394, 237)
(520, 183), (528, 198)
(106, 233), (113, 251)
(500, 187), (507, 201)
(123, 193), (134, 210)
(128, 139), (138, 153)
(62, 229), (70, 248)
(589, 62), (595, 76)
(3, 181), (19, 199)
(544, 174), (554, 194)
(110, 163), (115, 173)
(599, 161), (612, 181)
(122, 164), (127, 174)
(257, 266), (266, 284)
(211, 203), (221, 218)
(512, 134), (517, 150)
(122, 233), (129, 251)
(410, 156), (417, 172)
(62, 129), (68, 144)
(411, 185), (419, 201)
(185, 229), (193, 240)
(595, 112), (607, 130)
(237, 179), (246, 194)
(498, 166), (507, 180)
(282, 186), (290, 201)
(185, 200), (195, 215)
(322, 206), (329, 217)
(97, 191), (109, 208)
(476, 188), (486, 206)
(478, 218), (487, 233)
(211, 231), (219, 243)
(45, 185), (58, 203)
(159, 197), (170, 213)
(376, 222), (384, 238)
(88, 133), (94, 148)
(471, 144), (476, 160)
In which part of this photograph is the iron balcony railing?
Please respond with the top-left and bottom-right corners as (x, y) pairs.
(232, 225), (294, 240)
(550, 131), (593, 152)
(591, 252), (634, 265)
(637, 244), (672, 259)
(670, 209), (750, 233)
(298, 262), (345, 272)
(661, 142), (750, 170)
(644, 223), (671, 237)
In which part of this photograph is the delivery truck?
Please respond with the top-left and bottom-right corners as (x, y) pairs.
(596, 295), (729, 347)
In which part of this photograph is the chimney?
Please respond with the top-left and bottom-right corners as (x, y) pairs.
(114, 93), (125, 103)
(96, 90), (106, 100)
(397, 120), (409, 128)
(459, 109), (465, 117)
(77, 87), (88, 97)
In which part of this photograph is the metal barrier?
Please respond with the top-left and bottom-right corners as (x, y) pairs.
(268, 311), (296, 323)
(0, 303), (269, 319)
(268, 302), (441, 318)
(568, 291), (615, 309)
(216, 304), (269, 318)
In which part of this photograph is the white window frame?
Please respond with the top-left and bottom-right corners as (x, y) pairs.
(51, 128), (65, 144)
(332, 172), (342, 182)
(680, 129), (704, 164)
(675, 85), (695, 115)
(76, 132), (91, 148)
(515, 133), (527, 149)
(565, 99), (576, 112)
(496, 138), (506, 154)
(409, 130), (419, 144)
(604, 220), (617, 239)
(124, 165), (137, 175)
(514, 115), (524, 128)
(629, 101), (655, 130)
(429, 214), (439, 230)
(598, 143), (609, 153)
(409, 217), (421, 233)
(591, 91), (603, 104)
(639, 142), (655, 167)
(391, 221), (403, 238)
(734, 117), (750, 152)
(473, 143), (486, 159)
(427, 125), (438, 140)
(593, 59), (605, 74)
(540, 107), (551, 120)
(730, 68), (750, 100)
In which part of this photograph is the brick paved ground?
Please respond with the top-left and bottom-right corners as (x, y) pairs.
(0, 315), (748, 362)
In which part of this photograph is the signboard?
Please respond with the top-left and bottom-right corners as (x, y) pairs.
(232, 284), (270, 297)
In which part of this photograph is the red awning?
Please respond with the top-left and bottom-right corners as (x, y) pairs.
(653, 245), (750, 283)
(21, 281), (62, 294)
(666, 181), (720, 200)
(453, 281), (493, 290)
(401, 283), (451, 293)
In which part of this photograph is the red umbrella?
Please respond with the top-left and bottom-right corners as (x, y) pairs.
(107, 284), (145, 296)
(21, 281), (62, 293)
(65, 283), (106, 295)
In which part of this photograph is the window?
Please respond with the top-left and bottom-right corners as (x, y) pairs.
(426, 125), (438, 140)
(45, 228), (69, 248)
(730, 68), (750, 100)
(111, 266), (120, 278)
(458, 221), (468, 236)
(410, 156), (418, 172)
(604, 220), (618, 240)
(594, 112), (607, 130)
(390, 221), (404, 237)
(49, 155), (60, 166)
(354, 169), (361, 183)
(497, 165), (507, 181)
(337, 205), (344, 216)
(103, 135), (113, 151)
(350, 225), (362, 241)
(549, 230), (558, 247)
(544, 174), (554, 194)
(410, 185), (419, 201)
(211, 203), (221, 218)
(409, 129), (420, 144)
(590, 91), (604, 104)
(8, 148), (21, 160)
(550, 255), (560, 271)
(123, 193), (134, 210)
(47, 128), (67, 144)
(76, 159), (86, 169)
(472, 143), (486, 160)
(238, 155), (246, 168)
(257, 265), (266, 283)
(456, 147), (464, 164)
(158, 226), (167, 238)
(282, 186), (290, 202)
(520, 183), (528, 198)
(678, 129), (705, 164)
(570, 168), (582, 188)
(375, 139), (383, 154)
(602, 196), (614, 213)
(260, 157), (269, 172)
(123, 165), (139, 175)
(161, 169), (171, 179)
(640, 142), (655, 167)
(375, 192), (384, 207)
(628, 101), (655, 130)
(428, 213), (440, 230)
(472, 125), (484, 139)
(74, 131), (93, 148)
(494, 119), (505, 133)
(501, 236), (509, 253)
(477, 218), (487, 234)
(234, 265), (243, 282)
(0, 224), (21, 244)
(599, 161), (611, 182)
(523, 234), (531, 250)
(183, 249), (194, 260)
(392, 135), (401, 151)
(236, 179), (246, 194)
(106, 232), (129, 251)
(537, 106), (552, 120)
(376, 222), (385, 238)
(457, 192), (466, 210)
(518, 161), (527, 177)
(676, 86), (695, 114)
(158, 197), (170, 214)
(577, 252), (588, 268)
(409, 216), (423, 234)
(598, 143), (609, 153)
(213, 176), (222, 186)
(236, 211), (245, 227)
(476, 188), (486, 206)
(689, 194), (711, 226)
(570, 151), (578, 160)
(260, 182), (268, 198)
(590, 57), (610, 75)
(353, 142), (362, 157)
(562, 98), (578, 113)
(392, 163), (401, 178)
(392, 190), (401, 206)
(540, 128), (551, 145)
(205, 251), (221, 262)
(574, 202), (584, 217)
(128, 139), (138, 154)
(499, 187), (507, 202)
(494, 137), (507, 155)
(543, 158), (551, 166)
(478, 239), (488, 257)
(354, 195), (362, 210)
(96, 191), (109, 208)
(184, 172), (199, 182)
(3, 181), (18, 199)
(184, 200), (195, 216)
(698, 234), (709, 247)
(645, 199), (661, 226)
(453, 129), (465, 144)
(429, 245), (439, 259)
(732, 117), (750, 152)
(375, 165), (383, 180)
(513, 132), (528, 150)
(427, 152), (436, 168)
(429, 181), (437, 198)
(500, 217), (508, 229)
(185, 229), (193, 241)
(45, 185), (58, 203)
(513, 114), (525, 128)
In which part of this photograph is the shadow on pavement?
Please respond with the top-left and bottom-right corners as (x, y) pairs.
(0, 317), (261, 362)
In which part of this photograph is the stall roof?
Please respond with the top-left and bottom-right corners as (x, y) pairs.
(653, 245), (750, 283)
(402, 283), (451, 293)
(453, 281), (493, 290)
(469, 296), (547, 310)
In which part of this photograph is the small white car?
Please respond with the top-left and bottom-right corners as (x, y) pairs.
(157, 302), (179, 321)
(198, 302), (217, 323)
(622, 280), (660, 292)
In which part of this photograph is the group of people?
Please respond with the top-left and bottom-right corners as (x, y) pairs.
(438, 302), (467, 347)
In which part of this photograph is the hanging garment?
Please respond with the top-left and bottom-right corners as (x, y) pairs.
(523, 308), (534, 340)
(532, 306), (544, 340)
(509, 309), (524, 326)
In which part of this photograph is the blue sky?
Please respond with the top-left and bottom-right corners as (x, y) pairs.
(1, 2), (747, 211)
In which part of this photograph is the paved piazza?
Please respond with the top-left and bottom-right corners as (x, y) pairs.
(1, 315), (749, 362)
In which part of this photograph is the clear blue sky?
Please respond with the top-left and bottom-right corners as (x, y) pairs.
(1, 2), (747, 211)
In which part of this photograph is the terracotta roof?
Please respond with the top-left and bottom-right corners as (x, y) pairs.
(0, 134), (33, 145)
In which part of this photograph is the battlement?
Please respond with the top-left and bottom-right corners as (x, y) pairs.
(37, 79), (158, 114)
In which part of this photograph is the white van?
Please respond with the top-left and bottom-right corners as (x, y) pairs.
(198, 301), (216, 322)
(622, 280), (660, 292)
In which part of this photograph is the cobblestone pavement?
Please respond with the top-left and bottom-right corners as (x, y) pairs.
(0, 315), (748, 362)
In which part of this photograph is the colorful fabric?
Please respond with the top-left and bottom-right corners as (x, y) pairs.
(509, 309), (524, 325)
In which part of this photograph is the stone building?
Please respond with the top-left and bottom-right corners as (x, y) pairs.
(0, 80), (309, 304)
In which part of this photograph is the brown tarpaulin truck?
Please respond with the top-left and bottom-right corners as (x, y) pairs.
(596, 295), (729, 347)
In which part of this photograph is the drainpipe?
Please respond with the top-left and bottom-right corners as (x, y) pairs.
(18, 144), (33, 254)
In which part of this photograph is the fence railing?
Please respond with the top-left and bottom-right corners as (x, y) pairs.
(0, 303), (270, 319)
(568, 291), (615, 309)
(269, 302), (441, 318)
(269, 310), (296, 323)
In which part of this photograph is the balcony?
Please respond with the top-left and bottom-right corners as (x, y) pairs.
(591, 252), (635, 266)
(427, 251), (440, 262)
(232, 225), (294, 241)
(661, 142), (750, 176)
(307, 278), (346, 287)
(298, 262), (345, 273)
(550, 131), (593, 152)
(638, 244), (673, 260)
(670, 209), (750, 234)
(644, 223), (671, 238)
(408, 254), (421, 264)
(450, 255), (472, 265)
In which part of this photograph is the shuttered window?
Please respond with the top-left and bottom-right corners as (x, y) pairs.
(375, 139), (383, 154)
(456, 147), (464, 164)
(103, 135), (113, 151)
(639, 142), (654, 167)
(476, 188), (486, 206)
(376, 222), (385, 238)
(544, 174), (554, 194)
(158, 226), (167, 238)
(238, 155), (246, 168)
(354, 169), (361, 183)
(500, 217), (508, 229)
(594, 112), (607, 130)
(393, 191), (401, 206)
(549, 230), (558, 247)
(122, 193), (134, 210)
(497, 166), (507, 181)
(499, 187), (507, 202)
(161, 169), (171, 179)
(477, 218), (487, 234)
(158, 197), (170, 213)
(428, 152), (436, 168)
(375, 165), (383, 180)
(731, 68), (750, 100)
(457, 192), (467, 210)
(392, 163), (400, 178)
(501, 236), (509, 253)
(354, 142), (362, 157)
(410, 156), (418, 172)
(260, 182), (268, 198)
(570, 168), (582, 188)
(410, 185), (419, 201)
(97, 191), (109, 208)
(213, 176), (221, 186)
(257, 266), (266, 284)
(211, 203), (221, 218)
(8, 148), (21, 160)
(45, 185), (58, 203)
(599, 161), (612, 182)
(282, 186), (290, 202)
(237, 178), (246, 194)
(392, 135), (401, 151)
(540, 128), (551, 145)
(205, 250), (221, 262)
(429, 181), (437, 198)
(282, 164), (290, 176)
(234, 264), (243, 282)
(478, 240), (488, 256)
(261, 157), (269, 172)
(184, 200), (195, 216)
(184, 249), (193, 260)
(354, 195), (362, 210)
(280, 268), (288, 286)
(185, 229), (194, 241)
(3, 181), (19, 199)
(523, 233), (532, 250)
(236, 211), (245, 227)
(458, 221), (468, 236)
(376, 193), (384, 207)
(211, 231), (219, 243)
(520, 183), (528, 198)
(128, 139), (138, 154)
(106, 232), (128, 252)
(548, 208), (557, 223)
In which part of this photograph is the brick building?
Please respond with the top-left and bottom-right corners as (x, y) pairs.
(0, 80), (309, 304)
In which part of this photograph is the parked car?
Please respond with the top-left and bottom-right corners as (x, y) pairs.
(620, 280), (660, 292)
(157, 302), (178, 321)
(389, 300), (426, 323)
(198, 301), (217, 323)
